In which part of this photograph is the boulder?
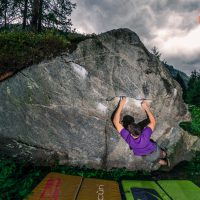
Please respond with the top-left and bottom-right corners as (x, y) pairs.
(0, 28), (198, 170)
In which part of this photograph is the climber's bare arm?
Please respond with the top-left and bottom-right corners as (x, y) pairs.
(141, 100), (156, 131)
(113, 97), (126, 133)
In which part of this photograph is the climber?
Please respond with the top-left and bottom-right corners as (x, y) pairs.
(112, 96), (170, 166)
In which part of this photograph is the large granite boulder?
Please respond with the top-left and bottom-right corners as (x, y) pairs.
(0, 28), (199, 170)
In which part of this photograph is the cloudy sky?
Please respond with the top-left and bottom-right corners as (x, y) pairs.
(71, 0), (200, 75)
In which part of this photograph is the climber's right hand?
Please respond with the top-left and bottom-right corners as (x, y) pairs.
(141, 100), (149, 110)
(119, 96), (126, 107)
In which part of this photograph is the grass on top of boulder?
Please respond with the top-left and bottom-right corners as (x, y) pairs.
(0, 29), (96, 81)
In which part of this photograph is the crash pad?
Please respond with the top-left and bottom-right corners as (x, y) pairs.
(121, 180), (171, 200)
(25, 172), (121, 200)
(25, 172), (82, 200)
(77, 178), (121, 200)
(158, 180), (200, 200)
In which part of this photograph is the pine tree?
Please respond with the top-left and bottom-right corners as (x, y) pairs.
(30, 0), (76, 32)
(42, 0), (76, 32)
(0, 0), (76, 32)
(0, 0), (20, 28)
(30, 0), (40, 32)
(175, 72), (187, 100)
(151, 46), (161, 60)
(186, 70), (200, 106)
(22, 0), (29, 29)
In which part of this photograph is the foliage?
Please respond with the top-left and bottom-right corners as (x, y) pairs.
(185, 151), (200, 177)
(0, 158), (145, 199)
(41, 0), (76, 32)
(0, 0), (20, 28)
(178, 70), (200, 136)
(0, 159), (44, 199)
(185, 70), (200, 106)
(0, 29), (96, 80)
(0, 29), (69, 75)
(0, 0), (76, 32)
(65, 31), (97, 52)
(151, 46), (167, 64)
(179, 105), (200, 137)
(1, 155), (200, 199)
(175, 72), (187, 100)
(151, 46), (161, 60)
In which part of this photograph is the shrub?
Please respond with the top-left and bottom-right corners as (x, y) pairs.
(0, 30), (70, 80)
(179, 105), (200, 136)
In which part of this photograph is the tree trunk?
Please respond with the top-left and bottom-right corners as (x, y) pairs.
(4, 0), (7, 28)
(22, 0), (28, 29)
(38, 0), (43, 32)
(31, 0), (40, 32)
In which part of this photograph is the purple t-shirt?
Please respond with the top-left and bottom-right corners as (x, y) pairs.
(120, 126), (157, 156)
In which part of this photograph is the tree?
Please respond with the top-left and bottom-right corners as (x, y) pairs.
(30, 0), (40, 32)
(186, 70), (200, 106)
(41, 0), (76, 32)
(0, 0), (20, 28)
(30, 0), (76, 32)
(37, 0), (43, 32)
(0, 0), (30, 29)
(151, 46), (161, 60)
(0, 0), (8, 28)
(0, 0), (76, 32)
(175, 72), (187, 100)
(22, 0), (29, 29)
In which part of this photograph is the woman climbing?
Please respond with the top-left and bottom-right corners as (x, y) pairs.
(112, 96), (170, 166)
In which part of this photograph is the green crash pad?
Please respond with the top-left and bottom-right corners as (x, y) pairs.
(122, 180), (200, 200)
(121, 180), (171, 200)
(158, 180), (200, 200)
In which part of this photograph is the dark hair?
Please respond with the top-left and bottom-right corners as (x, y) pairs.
(127, 123), (141, 136)
(122, 115), (135, 129)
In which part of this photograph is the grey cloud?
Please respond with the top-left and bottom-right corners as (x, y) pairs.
(71, 0), (200, 74)
(186, 57), (200, 66)
(166, 55), (200, 75)
(72, 0), (199, 32)
(149, 0), (199, 12)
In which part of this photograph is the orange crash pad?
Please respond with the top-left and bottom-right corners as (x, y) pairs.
(25, 172), (82, 200)
(25, 172), (121, 200)
(77, 178), (121, 200)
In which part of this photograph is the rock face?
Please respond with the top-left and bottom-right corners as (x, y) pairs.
(0, 28), (199, 170)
